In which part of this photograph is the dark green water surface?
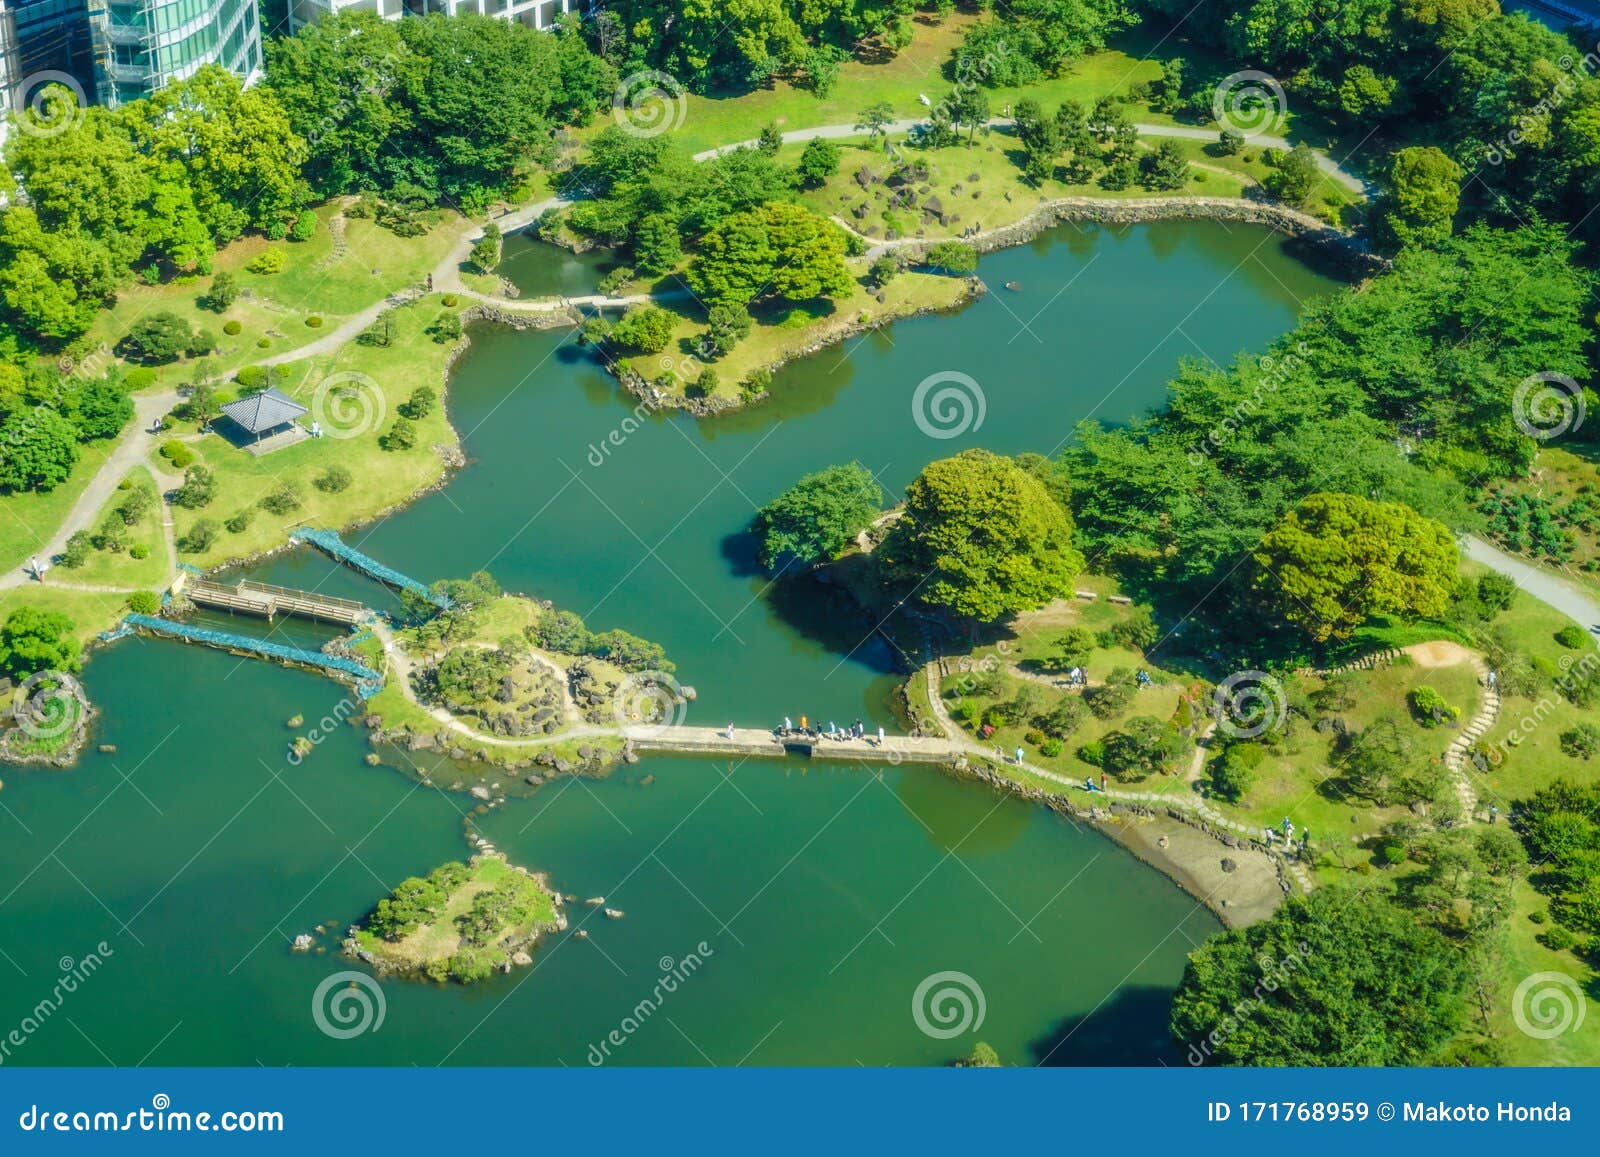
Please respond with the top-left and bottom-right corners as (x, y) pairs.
(0, 221), (1334, 1066)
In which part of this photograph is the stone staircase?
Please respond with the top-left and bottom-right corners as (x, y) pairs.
(1444, 658), (1500, 821)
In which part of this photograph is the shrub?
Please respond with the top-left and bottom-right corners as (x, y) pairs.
(1211, 742), (1263, 803)
(222, 320), (242, 336)
(314, 464), (353, 493)
(1024, 729), (1045, 746)
(1034, 696), (1088, 739)
(187, 329), (217, 357)
(399, 386), (436, 420)
(1559, 723), (1600, 760)
(1407, 686), (1459, 728)
(610, 305), (675, 354)
(224, 509), (254, 534)
(235, 365), (267, 390)
(256, 338), (271, 349)
(1039, 738), (1064, 758)
(173, 465), (216, 509)
(1537, 924), (1577, 951)
(126, 591), (161, 615)
(204, 271), (239, 311)
(178, 519), (218, 553)
(305, 315), (324, 328)
(288, 213), (318, 242)
(120, 312), (195, 364)
(429, 311), (463, 344)
(61, 531), (92, 568)
(1555, 624), (1588, 649)
(379, 417), (417, 452)
(159, 440), (196, 469)
(129, 544), (149, 560)
(1077, 739), (1106, 766)
(247, 249), (285, 275)
(258, 481), (302, 515)
(440, 293), (459, 307)
(1376, 842), (1407, 867)
(1084, 668), (1137, 718)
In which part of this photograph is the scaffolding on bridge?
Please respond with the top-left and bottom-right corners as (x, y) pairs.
(290, 528), (450, 609)
(121, 614), (385, 697)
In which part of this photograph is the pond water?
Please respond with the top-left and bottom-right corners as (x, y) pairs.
(0, 219), (1335, 1066)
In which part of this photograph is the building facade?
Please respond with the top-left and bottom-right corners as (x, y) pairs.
(87, 0), (264, 105)
(287, 0), (578, 34)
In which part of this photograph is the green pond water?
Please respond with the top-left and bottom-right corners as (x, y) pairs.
(0, 220), (1335, 1066)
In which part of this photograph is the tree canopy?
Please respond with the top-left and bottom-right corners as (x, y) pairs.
(878, 449), (1084, 622)
(688, 201), (853, 308)
(752, 462), (885, 571)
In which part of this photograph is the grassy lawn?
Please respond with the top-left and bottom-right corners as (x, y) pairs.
(0, 586), (133, 648)
(0, 440), (116, 576)
(796, 131), (1246, 246)
(56, 468), (169, 590)
(168, 296), (459, 568)
(82, 203), (462, 380)
(669, 15), (1184, 157)
(617, 263), (970, 403)
(1492, 879), (1600, 1065)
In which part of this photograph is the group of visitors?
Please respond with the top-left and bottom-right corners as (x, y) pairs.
(1263, 816), (1310, 853)
(771, 717), (886, 747)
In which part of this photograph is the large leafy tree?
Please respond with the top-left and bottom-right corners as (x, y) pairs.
(1171, 888), (1470, 1066)
(688, 201), (853, 308)
(752, 461), (884, 571)
(1252, 492), (1458, 641)
(0, 607), (81, 679)
(0, 408), (81, 492)
(878, 449), (1084, 622)
(1376, 146), (1462, 252)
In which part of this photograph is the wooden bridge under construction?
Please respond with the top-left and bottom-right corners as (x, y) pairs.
(180, 576), (368, 626)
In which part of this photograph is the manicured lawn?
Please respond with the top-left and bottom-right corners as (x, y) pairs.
(0, 441), (115, 575)
(796, 130), (1246, 246)
(0, 586), (132, 648)
(56, 468), (169, 590)
(168, 296), (460, 568)
(82, 203), (463, 380)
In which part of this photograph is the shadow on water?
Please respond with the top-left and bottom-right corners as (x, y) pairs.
(1029, 983), (1189, 1066)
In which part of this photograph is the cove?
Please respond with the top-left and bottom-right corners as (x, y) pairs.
(0, 219), (1336, 1066)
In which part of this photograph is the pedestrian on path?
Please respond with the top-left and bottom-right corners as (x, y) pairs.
(876, 726), (885, 746)
(1100, 772), (1107, 792)
(726, 722), (735, 740)
(1015, 746), (1024, 765)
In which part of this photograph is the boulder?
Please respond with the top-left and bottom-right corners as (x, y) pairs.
(470, 785), (492, 801)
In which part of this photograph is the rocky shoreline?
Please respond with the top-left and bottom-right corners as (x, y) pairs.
(952, 760), (1292, 929)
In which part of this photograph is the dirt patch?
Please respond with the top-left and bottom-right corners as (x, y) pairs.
(1405, 640), (1474, 668)
(1099, 814), (1285, 929)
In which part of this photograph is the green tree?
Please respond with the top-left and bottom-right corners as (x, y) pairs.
(1210, 742), (1263, 803)
(471, 223), (503, 273)
(0, 607), (81, 679)
(925, 241), (978, 275)
(878, 450), (1084, 622)
(120, 312), (195, 364)
(610, 305), (676, 353)
(1377, 146), (1462, 252)
(1253, 493), (1458, 641)
(1171, 888), (1469, 1066)
(855, 101), (896, 143)
(1264, 142), (1321, 207)
(688, 202), (852, 308)
(704, 304), (753, 357)
(380, 416), (417, 452)
(1101, 715), (1189, 780)
(0, 408), (81, 492)
(752, 462), (885, 572)
(952, 86), (991, 146)
(172, 465), (217, 509)
(204, 271), (239, 312)
(796, 136), (842, 188)
(632, 213), (683, 276)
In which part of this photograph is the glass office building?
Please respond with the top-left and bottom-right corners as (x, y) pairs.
(90, 0), (264, 105)
(288, 0), (577, 33)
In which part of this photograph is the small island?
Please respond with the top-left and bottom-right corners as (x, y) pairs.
(345, 853), (564, 984)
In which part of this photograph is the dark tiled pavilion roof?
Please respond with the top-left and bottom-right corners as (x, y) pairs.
(219, 387), (308, 435)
